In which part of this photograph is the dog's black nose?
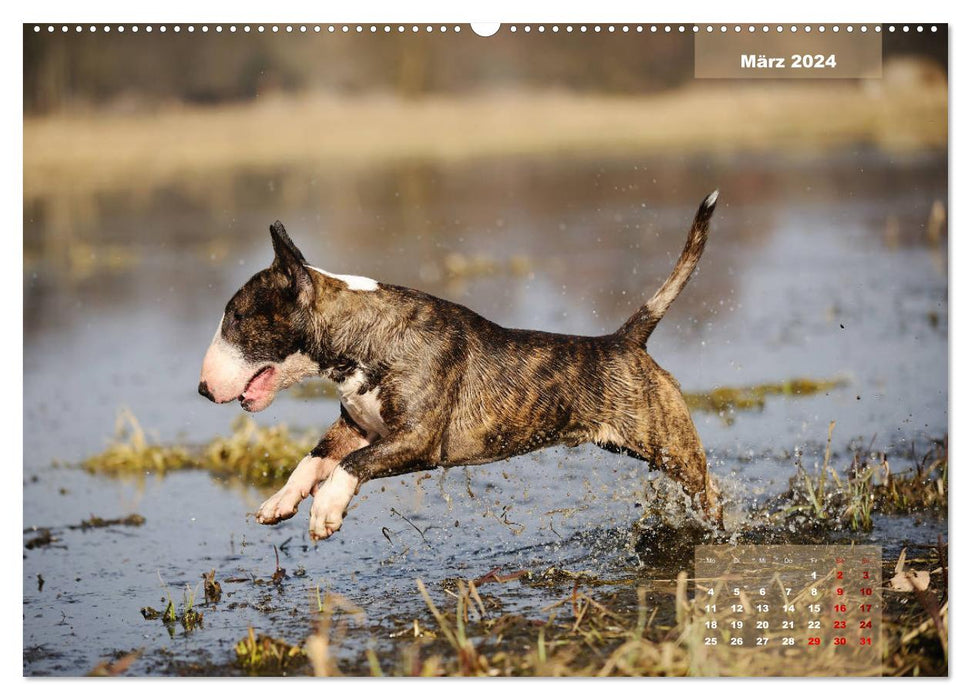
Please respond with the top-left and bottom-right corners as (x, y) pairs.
(198, 381), (215, 402)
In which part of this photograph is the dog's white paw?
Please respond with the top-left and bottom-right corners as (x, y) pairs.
(256, 486), (305, 524)
(309, 467), (358, 541)
(256, 454), (331, 525)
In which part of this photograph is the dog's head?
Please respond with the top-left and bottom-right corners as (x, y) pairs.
(198, 221), (321, 412)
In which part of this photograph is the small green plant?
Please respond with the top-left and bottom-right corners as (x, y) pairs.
(141, 576), (203, 633)
(163, 597), (177, 623)
(180, 584), (203, 631)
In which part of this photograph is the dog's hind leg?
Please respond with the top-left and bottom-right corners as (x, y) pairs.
(599, 374), (723, 527)
(256, 412), (369, 525)
(606, 431), (722, 527)
(656, 442), (723, 527)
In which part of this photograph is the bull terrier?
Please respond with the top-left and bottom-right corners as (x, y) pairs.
(199, 191), (723, 540)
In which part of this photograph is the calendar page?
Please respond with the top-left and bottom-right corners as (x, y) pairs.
(22, 9), (948, 680)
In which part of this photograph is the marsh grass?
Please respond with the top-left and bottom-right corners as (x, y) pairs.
(180, 585), (204, 631)
(83, 409), (193, 475)
(98, 413), (944, 676)
(235, 627), (306, 675)
(83, 409), (315, 488)
(309, 573), (696, 677)
(765, 424), (947, 532)
(682, 377), (848, 425)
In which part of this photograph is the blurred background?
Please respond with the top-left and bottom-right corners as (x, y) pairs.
(22, 24), (948, 676)
(23, 24), (946, 110)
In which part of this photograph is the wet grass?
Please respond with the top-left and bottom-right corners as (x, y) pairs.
(141, 579), (204, 634)
(289, 381), (339, 400)
(402, 577), (693, 676)
(82, 410), (194, 474)
(235, 627), (306, 675)
(762, 423), (947, 532)
(83, 409), (315, 488)
(682, 377), (848, 425)
(244, 574), (695, 677)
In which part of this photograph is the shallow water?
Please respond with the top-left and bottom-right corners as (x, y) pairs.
(23, 149), (947, 675)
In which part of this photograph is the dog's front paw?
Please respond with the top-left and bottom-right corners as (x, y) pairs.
(255, 454), (332, 525)
(256, 486), (305, 524)
(309, 468), (358, 541)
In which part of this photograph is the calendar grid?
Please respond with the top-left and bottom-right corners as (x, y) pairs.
(692, 545), (882, 676)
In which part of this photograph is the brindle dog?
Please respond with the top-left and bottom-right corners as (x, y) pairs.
(199, 191), (722, 539)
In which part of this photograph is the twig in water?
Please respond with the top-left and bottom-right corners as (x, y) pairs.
(390, 507), (428, 543)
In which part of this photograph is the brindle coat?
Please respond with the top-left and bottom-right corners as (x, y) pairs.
(204, 191), (722, 535)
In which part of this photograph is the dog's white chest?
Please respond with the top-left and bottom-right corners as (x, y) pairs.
(337, 370), (388, 439)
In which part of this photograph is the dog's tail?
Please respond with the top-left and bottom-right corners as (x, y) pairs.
(617, 190), (718, 347)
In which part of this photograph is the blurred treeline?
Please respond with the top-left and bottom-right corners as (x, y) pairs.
(23, 25), (946, 114)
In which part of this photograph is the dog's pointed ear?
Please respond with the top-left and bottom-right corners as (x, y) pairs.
(269, 221), (314, 306)
(270, 220), (307, 264)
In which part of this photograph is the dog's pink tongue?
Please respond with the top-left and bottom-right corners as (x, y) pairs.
(241, 366), (277, 411)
